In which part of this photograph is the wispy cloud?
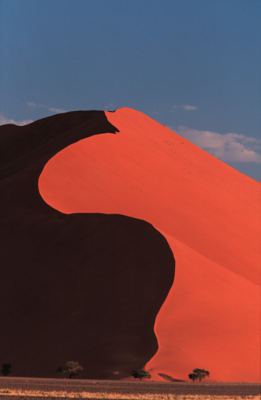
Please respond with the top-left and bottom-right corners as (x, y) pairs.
(0, 113), (33, 126)
(103, 102), (118, 111)
(48, 107), (67, 113)
(172, 104), (198, 112)
(177, 126), (261, 163)
(27, 101), (38, 108)
(27, 101), (67, 114)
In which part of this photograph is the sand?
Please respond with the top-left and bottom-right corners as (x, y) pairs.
(39, 108), (261, 382)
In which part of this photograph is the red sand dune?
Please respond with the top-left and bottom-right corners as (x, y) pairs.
(39, 107), (261, 382)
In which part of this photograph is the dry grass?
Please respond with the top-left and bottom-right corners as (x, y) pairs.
(0, 389), (260, 399)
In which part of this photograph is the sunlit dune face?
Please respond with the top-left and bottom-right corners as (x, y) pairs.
(39, 108), (260, 382)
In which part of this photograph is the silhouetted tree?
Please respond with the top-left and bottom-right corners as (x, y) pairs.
(188, 368), (210, 382)
(131, 369), (151, 380)
(188, 372), (197, 382)
(1, 363), (12, 376)
(56, 361), (83, 379)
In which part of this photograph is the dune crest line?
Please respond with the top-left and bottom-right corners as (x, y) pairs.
(1, 110), (174, 379)
(39, 108), (260, 382)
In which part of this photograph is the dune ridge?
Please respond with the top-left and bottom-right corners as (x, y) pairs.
(39, 107), (261, 382)
(0, 110), (174, 378)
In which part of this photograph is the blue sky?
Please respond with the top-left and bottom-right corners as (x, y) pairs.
(0, 0), (260, 179)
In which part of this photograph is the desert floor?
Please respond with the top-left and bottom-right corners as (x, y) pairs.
(0, 377), (260, 399)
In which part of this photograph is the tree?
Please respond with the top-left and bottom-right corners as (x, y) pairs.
(1, 363), (12, 376)
(188, 372), (197, 382)
(188, 368), (210, 382)
(131, 369), (151, 380)
(56, 361), (83, 379)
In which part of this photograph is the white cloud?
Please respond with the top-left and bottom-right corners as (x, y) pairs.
(0, 102), (67, 126)
(27, 101), (67, 114)
(0, 113), (33, 126)
(103, 102), (118, 111)
(172, 104), (198, 112)
(177, 126), (261, 163)
(48, 107), (67, 113)
(27, 101), (38, 107)
(182, 104), (198, 111)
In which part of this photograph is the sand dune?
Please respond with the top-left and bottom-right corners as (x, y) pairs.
(39, 108), (261, 382)
(1, 111), (173, 378)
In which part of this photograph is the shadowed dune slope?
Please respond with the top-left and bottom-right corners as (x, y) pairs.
(39, 107), (261, 382)
(0, 111), (174, 378)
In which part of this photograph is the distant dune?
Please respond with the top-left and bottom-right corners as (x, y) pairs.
(1, 108), (260, 381)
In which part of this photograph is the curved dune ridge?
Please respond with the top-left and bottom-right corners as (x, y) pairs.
(0, 111), (174, 378)
(39, 107), (261, 382)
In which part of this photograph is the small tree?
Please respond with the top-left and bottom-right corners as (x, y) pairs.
(188, 368), (209, 382)
(57, 361), (83, 379)
(188, 372), (197, 382)
(131, 369), (151, 380)
(1, 363), (12, 376)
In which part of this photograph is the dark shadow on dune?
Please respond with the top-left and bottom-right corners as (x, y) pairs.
(158, 373), (185, 382)
(0, 111), (175, 378)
